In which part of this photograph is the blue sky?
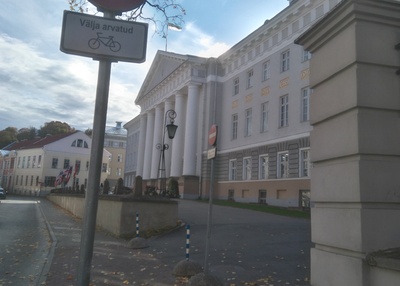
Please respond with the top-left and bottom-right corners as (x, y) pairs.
(0, 0), (288, 131)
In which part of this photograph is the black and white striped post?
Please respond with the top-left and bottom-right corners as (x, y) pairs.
(136, 211), (140, 237)
(185, 225), (190, 260)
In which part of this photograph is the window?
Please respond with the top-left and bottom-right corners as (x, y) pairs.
(229, 159), (237, 180)
(63, 159), (70, 169)
(16, 175), (18, 186)
(32, 155), (36, 168)
(38, 155), (42, 168)
(281, 50), (290, 72)
(232, 114), (238, 140)
(279, 95), (289, 127)
(44, 176), (56, 187)
(86, 161), (90, 171)
(233, 77), (239, 95)
(302, 50), (311, 62)
(245, 108), (252, 137)
(102, 163), (107, 172)
(27, 156), (31, 168)
(116, 168), (122, 176)
(247, 70), (254, 88)
(300, 149), (310, 177)
(30, 176), (34, 186)
(117, 154), (123, 162)
(301, 87), (310, 122)
(75, 160), (81, 175)
(262, 60), (270, 81)
(278, 152), (289, 178)
(259, 155), (269, 180)
(259, 190), (267, 204)
(17, 157), (21, 168)
(72, 139), (89, 148)
(52, 158), (58, 169)
(22, 157), (26, 168)
(243, 157), (252, 180)
(261, 102), (269, 133)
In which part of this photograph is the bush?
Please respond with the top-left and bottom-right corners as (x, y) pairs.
(167, 177), (180, 198)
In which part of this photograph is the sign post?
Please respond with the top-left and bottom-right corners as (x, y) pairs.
(60, 1), (147, 285)
(204, 125), (218, 274)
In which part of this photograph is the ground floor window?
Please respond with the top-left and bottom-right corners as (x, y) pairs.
(44, 176), (56, 187)
(259, 189), (267, 204)
(300, 190), (310, 210)
(228, 189), (235, 201)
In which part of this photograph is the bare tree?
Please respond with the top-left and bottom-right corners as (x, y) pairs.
(67, 0), (185, 38)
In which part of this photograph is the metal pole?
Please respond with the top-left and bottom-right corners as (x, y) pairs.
(76, 10), (114, 286)
(204, 156), (215, 274)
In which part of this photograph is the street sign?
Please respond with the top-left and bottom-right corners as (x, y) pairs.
(208, 124), (217, 146)
(207, 147), (216, 160)
(60, 11), (148, 63)
(88, 0), (146, 12)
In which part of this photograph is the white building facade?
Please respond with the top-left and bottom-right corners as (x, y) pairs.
(128, 0), (342, 206)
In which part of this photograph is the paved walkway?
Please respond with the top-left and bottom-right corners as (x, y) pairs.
(39, 198), (311, 286)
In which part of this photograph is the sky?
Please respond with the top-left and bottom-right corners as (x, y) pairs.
(0, 0), (289, 132)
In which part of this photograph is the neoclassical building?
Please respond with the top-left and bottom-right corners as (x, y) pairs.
(127, 0), (342, 206)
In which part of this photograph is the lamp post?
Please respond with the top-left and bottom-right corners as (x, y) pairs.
(156, 109), (178, 195)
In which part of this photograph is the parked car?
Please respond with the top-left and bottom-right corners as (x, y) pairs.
(0, 187), (6, 199)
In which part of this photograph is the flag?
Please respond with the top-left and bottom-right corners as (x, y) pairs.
(64, 166), (73, 184)
(73, 161), (80, 178)
(55, 170), (64, 187)
(167, 22), (182, 31)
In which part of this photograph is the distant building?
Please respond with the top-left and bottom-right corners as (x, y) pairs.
(124, 0), (342, 206)
(103, 121), (127, 189)
(123, 117), (140, 189)
(0, 131), (110, 196)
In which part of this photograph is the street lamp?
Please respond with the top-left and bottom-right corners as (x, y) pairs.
(156, 109), (178, 195)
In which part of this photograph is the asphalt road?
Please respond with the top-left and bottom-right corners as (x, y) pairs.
(0, 196), (311, 286)
(0, 197), (50, 285)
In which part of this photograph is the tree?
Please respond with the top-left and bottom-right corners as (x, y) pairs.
(0, 127), (17, 149)
(16, 127), (37, 141)
(38, 121), (75, 137)
(103, 179), (110, 194)
(68, 0), (185, 39)
(84, 128), (93, 137)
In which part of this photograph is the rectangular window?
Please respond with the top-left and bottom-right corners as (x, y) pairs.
(17, 157), (21, 168)
(52, 158), (58, 169)
(27, 156), (31, 168)
(63, 159), (70, 169)
(116, 168), (122, 176)
(262, 60), (270, 81)
(301, 87), (310, 122)
(15, 175), (18, 186)
(32, 155), (36, 168)
(247, 69), (254, 88)
(261, 102), (269, 133)
(302, 49), (311, 62)
(44, 176), (56, 187)
(102, 163), (107, 172)
(300, 149), (310, 177)
(259, 155), (269, 180)
(38, 155), (42, 168)
(232, 114), (238, 140)
(117, 154), (123, 162)
(233, 77), (239, 95)
(30, 176), (34, 186)
(229, 159), (237, 181)
(22, 156), (26, 168)
(86, 161), (90, 170)
(243, 157), (252, 180)
(280, 95), (289, 127)
(278, 152), (289, 178)
(245, 108), (252, 137)
(281, 50), (290, 72)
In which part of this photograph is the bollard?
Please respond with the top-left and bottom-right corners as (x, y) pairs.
(136, 211), (140, 237)
(186, 225), (190, 260)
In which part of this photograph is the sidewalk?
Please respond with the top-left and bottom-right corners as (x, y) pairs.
(39, 198), (311, 286)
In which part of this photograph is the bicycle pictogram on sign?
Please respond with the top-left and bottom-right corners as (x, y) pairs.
(88, 32), (121, 52)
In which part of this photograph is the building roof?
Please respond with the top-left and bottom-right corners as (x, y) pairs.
(2, 132), (77, 151)
(105, 122), (127, 137)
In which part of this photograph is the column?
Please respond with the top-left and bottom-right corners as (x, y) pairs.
(142, 110), (154, 180)
(297, 1), (400, 285)
(183, 84), (200, 176)
(136, 113), (147, 177)
(164, 100), (175, 178)
(150, 104), (164, 179)
(171, 93), (186, 177)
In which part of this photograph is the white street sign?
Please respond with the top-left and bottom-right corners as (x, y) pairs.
(60, 11), (148, 63)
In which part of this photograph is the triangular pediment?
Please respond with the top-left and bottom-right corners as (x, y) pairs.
(135, 50), (188, 104)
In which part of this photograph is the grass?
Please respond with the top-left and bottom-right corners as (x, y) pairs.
(206, 199), (310, 219)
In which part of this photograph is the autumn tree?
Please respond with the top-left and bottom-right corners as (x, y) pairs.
(0, 127), (18, 149)
(68, 0), (185, 39)
(16, 127), (38, 141)
(38, 121), (75, 137)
